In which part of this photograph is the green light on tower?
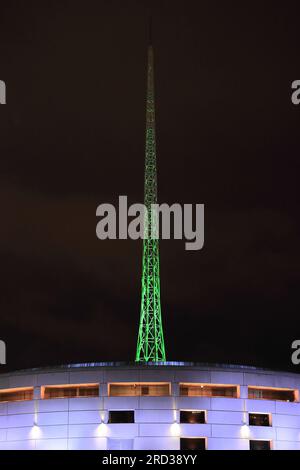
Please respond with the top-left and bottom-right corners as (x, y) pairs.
(135, 43), (166, 363)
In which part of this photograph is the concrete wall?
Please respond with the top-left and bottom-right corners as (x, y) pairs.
(0, 364), (299, 450)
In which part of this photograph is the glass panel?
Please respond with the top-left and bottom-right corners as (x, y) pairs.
(179, 384), (238, 398)
(180, 438), (206, 450)
(180, 410), (206, 424)
(248, 387), (295, 402)
(0, 388), (34, 402)
(43, 385), (99, 399)
(108, 411), (135, 423)
(249, 413), (270, 426)
(250, 440), (271, 450)
(109, 383), (170, 397)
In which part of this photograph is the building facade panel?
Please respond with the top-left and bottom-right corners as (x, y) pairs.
(38, 398), (69, 413)
(139, 370), (175, 382)
(176, 397), (211, 410)
(273, 413), (300, 428)
(210, 371), (244, 385)
(69, 370), (103, 384)
(208, 437), (249, 450)
(37, 411), (69, 426)
(106, 424), (138, 439)
(275, 401), (300, 416)
(246, 399), (276, 413)
(0, 363), (299, 450)
(174, 370), (211, 383)
(208, 410), (244, 425)
(138, 397), (174, 410)
(68, 410), (101, 425)
(245, 372), (300, 390)
(68, 397), (102, 411)
(276, 427), (300, 441)
(212, 424), (244, 439)
(37, 425), (68, 440)
(35, 438), (68, 450)
(180, 423), (211, 437)
(134, 437), (179, 450)
(68, 423), (100, 438)
(135, 409), (174, 423)
(104, 369), (140, 384)
(275, 440), (300, 450)
(248, 426), (275, 440)
(37, 373), (70, 386)
(104, 397), (139, 410)
(7, 413), (35, 428)
(139, 423), (174, 437)
(8, 374), (37, 389)
(7, 401), (35, 415)
(211, 397), (244, 412)
(68, 437), (107, 450)
(0, 439), (36, 450)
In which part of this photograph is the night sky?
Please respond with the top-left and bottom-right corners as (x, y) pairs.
(0, 0), (300, 372)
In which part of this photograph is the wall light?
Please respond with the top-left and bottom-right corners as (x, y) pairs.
(170, 422), (181, 437)
(30, 424), (42, 439)
(95, 422), (107, 437)
(241, 424), (250, 439)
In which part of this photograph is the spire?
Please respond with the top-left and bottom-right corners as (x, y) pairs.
(148, 16), (152, 45)
(135, 38), (166, 363)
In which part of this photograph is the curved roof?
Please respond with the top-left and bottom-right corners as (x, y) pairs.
(4, 361), (299, 376)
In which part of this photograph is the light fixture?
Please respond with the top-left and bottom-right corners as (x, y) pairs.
(30, 424), (41, 439)
(170, 422), (180, 437)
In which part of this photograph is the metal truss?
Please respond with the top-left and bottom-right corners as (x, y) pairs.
(136, 45), (166, 362)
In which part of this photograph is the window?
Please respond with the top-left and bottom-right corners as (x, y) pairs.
(248, 387), (296, 402)
(180, 438), (206, 450)
(42, 384), (99, 399)
(250, 440), (271, 451)
(108, 410), (135, 423)
(249, 413), (271, 427)
(180, 383), (239, 398)
(180, 410), (206, 424)
(0, 387), (34, 403)
(109, 383), (170, 397)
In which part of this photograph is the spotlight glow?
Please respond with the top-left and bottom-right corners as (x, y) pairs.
(30, 425), (42, 439)
(95, 423), (107, 437)
(170, 422), (181, 437)
(241, 424), (250, 438)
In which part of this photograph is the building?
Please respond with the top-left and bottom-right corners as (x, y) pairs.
(2, 32), (294, 452)
(0, 362), (300, 450)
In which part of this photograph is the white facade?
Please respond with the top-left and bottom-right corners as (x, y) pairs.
(0, 362), (299, 450)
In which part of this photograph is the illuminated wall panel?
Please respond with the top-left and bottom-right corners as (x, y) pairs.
(0, 363), (299, 450)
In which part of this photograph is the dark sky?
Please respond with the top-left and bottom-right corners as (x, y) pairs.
(0, 0), (300, 372)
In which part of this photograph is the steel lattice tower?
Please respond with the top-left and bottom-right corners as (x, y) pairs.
(135, 41), (166, 363)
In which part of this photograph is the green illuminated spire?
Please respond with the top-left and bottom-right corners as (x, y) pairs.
(135, 42), (166, 363)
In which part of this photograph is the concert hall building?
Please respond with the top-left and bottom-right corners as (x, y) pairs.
(0, 362), (299, 450)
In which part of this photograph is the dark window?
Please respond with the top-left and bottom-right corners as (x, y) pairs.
(180, 438), (206, 450)
(141, 386), (149, 396)
(248, 387), (295, 402)
(250, 440), (271, 451)
(249, 413), (270, 427)
(108, 410), (135, 424)
(180, 410), (206, 424)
